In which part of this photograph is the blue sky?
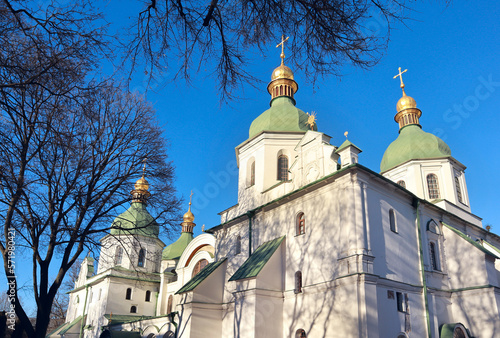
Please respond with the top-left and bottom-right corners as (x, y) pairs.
(3, 1), (500, 314)
(156, 1), (500, 240)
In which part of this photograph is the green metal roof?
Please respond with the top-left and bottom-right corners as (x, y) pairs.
(442, 223), (500, 259)
(229, 236), (285, 281)
(176, 258), (227, 294)
(248, 97), (316, 139)
(380, 124), (451, 173)
(162, 232), (194, 260)
(336, 138), (362, 153)
(46, 315), (85, 337)
(110, 202), (159, 238)
(103, 314), (149, 325)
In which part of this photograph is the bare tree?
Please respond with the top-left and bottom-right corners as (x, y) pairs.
(126, 0), (413, 100)
(0, 78), (180, 336)
(0, 2), (180, 337)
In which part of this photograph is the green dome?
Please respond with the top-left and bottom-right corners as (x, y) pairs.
(110, 202), (159, 238)
(249, 96), (316, 139)
(162, 232), (194, 260)
(380, 125), (451, 173)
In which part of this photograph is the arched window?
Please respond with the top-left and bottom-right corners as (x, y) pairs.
(98, 289), (102, 300)
(295, 271), (302, 293)
(145, 290), (151, 302)
(427, 220), (441, 235)
(235, 235), (241, 255)
(164, 331), (175, 338)
(146, 334), (155, 338)
(453, 327), (466, 338)
(138, 248), (146, 267)
(296, 213), (305, 235)
(130, 305), (137, 313)
(250, 161), (255, 186)
(125, 288), (132, 300)
(455, 175), (463, 203)
(429, 242), (440, 271)
(397, 180), (406, 188)
(389, 209), (397, 233)
(191, 259), (209, 278)
(296, 329), (307, 338)
(167, 295), (173, 314)
(277, 155), (289, 181)
(75, 295), (79, 304)
(114, 246), (123, 265)
(427, 174), (440, 199)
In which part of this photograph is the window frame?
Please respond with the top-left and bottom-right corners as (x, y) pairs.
(455, 174), (464, 204)
(295, 329), (307, 338)
(296, 212), (305, 236)
(235, 235), (242, 255)
(125, 288), (132, 300)
(115, 246), (123, 265)
(277, 154), (289, 181)
(426, 173), (440, 199)
(396, 292), (405, 312)
(389, 209), (397, 233)
(167, 295), (173, 314)
(294, 271), (302, 294)
(191, 259), (209, 278)
(138, 248), (146, 268)
(250, 161), (255, 186)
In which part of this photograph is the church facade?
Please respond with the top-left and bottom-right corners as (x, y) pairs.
(51, 51), (500, 338)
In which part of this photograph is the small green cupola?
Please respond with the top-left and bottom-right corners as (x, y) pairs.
(248, 35), (317, 139)
(110, 165), (159, 238)
(380, 68), (451, 173)
(162, 192), (196, 260)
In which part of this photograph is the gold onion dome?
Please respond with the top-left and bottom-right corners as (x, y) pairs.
(134, 176), (149, 191)
(272, 64), (294, 81)
(181, 191), (196, 233)
(131, 160), (151, 203)
(396, 92), (417, 112)
(183, 207), (195, 223)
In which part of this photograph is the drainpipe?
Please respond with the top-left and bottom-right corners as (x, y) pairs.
(168, 311), (179, 338)
(246, 211), (255, 256)
(79, 285), (90, 338)
(415, 199), (432, 337)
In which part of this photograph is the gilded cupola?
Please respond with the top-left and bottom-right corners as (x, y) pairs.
(393, 67), (422, 130)
(267, 35), (299, 102)
(131, 161), (151, 203)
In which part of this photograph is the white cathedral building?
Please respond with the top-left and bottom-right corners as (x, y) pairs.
(49, 50), (500, 338)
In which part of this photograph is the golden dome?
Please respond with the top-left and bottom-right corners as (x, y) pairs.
(272, 64), (294, 81)
(134, 176), (149, 191)
(396, 94), (417, 112)
(183, 209), (195, 223)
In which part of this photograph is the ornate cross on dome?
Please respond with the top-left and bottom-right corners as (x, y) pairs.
(393, 67), (408, 94)
(142, 157), (148, 177)
(276, 35), (289, 65)
(189, 190), (193, 206)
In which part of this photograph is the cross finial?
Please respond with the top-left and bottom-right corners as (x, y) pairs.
(142, 158), (148, 177)
(393, 67), (408, 95)
(276, 35), (289, 65)
(189, 190), (193, 206)
(344, 131), (348, 139)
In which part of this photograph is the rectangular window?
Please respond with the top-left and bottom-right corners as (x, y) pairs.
(396, 292), (405, 312)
